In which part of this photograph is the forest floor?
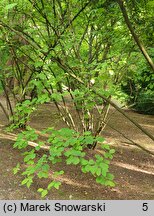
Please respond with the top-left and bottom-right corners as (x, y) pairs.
(0, 97), (154, 200)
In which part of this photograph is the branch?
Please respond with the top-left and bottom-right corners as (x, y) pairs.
(93, 90), (154, 142)
(53, 60), (154, 142)
(0, 101), (9, 120)
(117, 0), (154, 71)
(106, 121), (154, 156)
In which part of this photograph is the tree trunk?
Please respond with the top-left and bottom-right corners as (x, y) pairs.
(117, 0), (154, 71)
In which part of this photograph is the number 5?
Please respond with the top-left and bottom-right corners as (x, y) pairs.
(142, 203), (148, 211)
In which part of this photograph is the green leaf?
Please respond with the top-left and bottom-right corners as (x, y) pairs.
(66, 155), (80, 165)
(89, 166), (96, 175)
(101, 144), (110, 150)
(84, 164), (91, 172)
(54, 182), (61, 189)
(84, 131), (91, 136)
(21, 178), (29, 185)
(81, 167), (87, 173)
(41, 189), (48, 198)
(27, 179), (33, 188)
(5, 3), (17, 10)
(13, 163), (20, 174)
(59, 170), (64, 175)
(71, 149), (82, 157)
(95, 154), (103, 161)
(53, 170), (64, 177)
(35, 145), (41, 151)
(105, 180), (115, 187)
(104, 152), (110, 158)
(59, 128), (74, 137)
(47, 181), (61, 190)
(24, 152), (36, 162)
(89, 159), (95, 165)
(37, 188), (44, 193)
(96, 176), (106, 185)
(66, 156), (74, 165)
(73, 157), (80, 165)
(37, 171), (48, 178)
(96, 168), (101, 176)
(42, 164), (50, 171)
(27, 160), (35, 165)
(80, 158), (88, 165)
(34, 61), (43, 67)
(106, 173), (114, 180)
(47, 181), (55, 190)
(84, 136), (94, 145)
(109, 149), (115, 154)
(96, 136), (105, 142)
(99, 163), (109, 171)
(101, 169), (107, 177)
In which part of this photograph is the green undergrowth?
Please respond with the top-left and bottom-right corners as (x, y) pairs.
(13, 126), (115, 197)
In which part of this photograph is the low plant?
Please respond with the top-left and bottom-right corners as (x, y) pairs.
(13, 126), (115, 197)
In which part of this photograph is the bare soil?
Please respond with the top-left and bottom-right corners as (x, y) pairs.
(0, 98), (154, 200)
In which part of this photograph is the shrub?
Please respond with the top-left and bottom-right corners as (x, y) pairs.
(133, 91), (154, 115)
(13, 126), (115, 197)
